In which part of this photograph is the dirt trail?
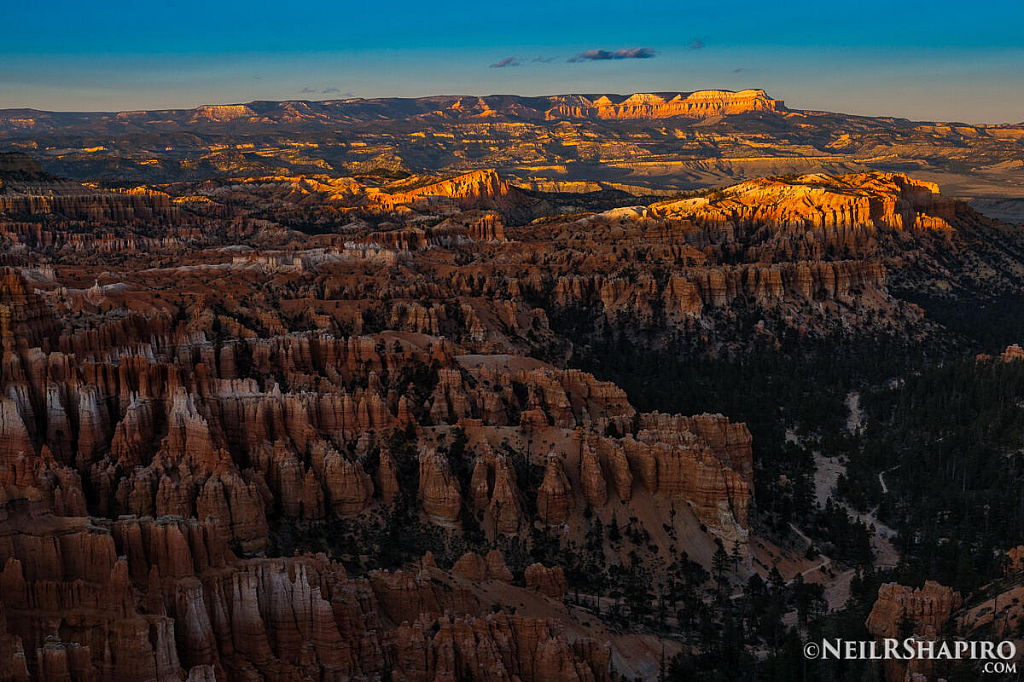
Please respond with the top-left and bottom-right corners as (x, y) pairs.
(796, 390), (900, 608)
(845, 390), (865, 433)
(813, 452), (898, 566)
(748, 391), (899, 611)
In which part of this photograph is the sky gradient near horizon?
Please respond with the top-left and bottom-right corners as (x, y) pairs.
(2, 0), (1023, 123)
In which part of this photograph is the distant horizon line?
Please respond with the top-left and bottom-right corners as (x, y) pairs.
(0, 89), (1019, 127)
(3, 88), (770, 112)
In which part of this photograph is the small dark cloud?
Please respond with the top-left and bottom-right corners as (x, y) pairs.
(533, 56), (556, 63)
(300, 87), (354, 98)
(689, 40), (705, 51)
(568, 47), (655, 63)
(490, 57), (521, 68)
(732, 68), (744, 74)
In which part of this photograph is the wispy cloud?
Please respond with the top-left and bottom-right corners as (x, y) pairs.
(568, 47), (656, 62)
(489, 57), (521, 68)
(689, 40), (705, 50)
(300, 87), (354, 98)
(533, 56), (556, 63)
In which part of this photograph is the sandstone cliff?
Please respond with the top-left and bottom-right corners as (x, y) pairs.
(544, 89), (784, 121)
(865, 581), (962, 639)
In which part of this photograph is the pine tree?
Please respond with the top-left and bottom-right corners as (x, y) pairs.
(608, 514), (621, 542)
(897, 607), (916, 639)
(712, 543), (730, 591)
(767, 566), (785, 596)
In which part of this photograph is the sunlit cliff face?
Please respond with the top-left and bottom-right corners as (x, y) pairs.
(542, 89), (784, 120)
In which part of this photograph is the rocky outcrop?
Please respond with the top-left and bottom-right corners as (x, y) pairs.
(418, 449), (462, 525)
(865, 581), (962, 639)
(999, 344), (1024, 362)
(0, 270), (60, 352)
(0, 153), (41, 175)
(525, 563), (567, 601)
(452, 551), (488, 581)
(648, 172), (962, 264)
(545, 89), (785, 120)
(1007, 545), (1024, 574)
(323, 450), (373, 516)
(536, 454), (573, 525)
(484, 550), (513, 583)
(391, 611), (609, 682)
(865, 581), (964, 682)
(377, 449), (400, 505)
(0, 514), (183, 682)
(541, 260), (887, 329)
(689, 261), (887, 308)
(0, 180), (180, 226)
(453, 550), (513, 583)
(579, 442), (608, 508)
(0, 506), (609, 682)
(588, 413), (754, 539)
(488, 457), (523, 534)
(369, 170), (531, 216)
(467, 449), (523, 534)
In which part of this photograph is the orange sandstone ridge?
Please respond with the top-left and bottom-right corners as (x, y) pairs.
(865, 582), (964, 681)
(545, 89), (784, 120)
(0, 89), (785, 133)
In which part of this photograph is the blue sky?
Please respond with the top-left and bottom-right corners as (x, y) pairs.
(2, 0), (1022, 123)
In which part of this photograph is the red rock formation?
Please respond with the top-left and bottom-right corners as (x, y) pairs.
(452, 552), (488, 581)
(647, 172), (961, 268)
(469, 455), (491, 511)
(418, 449), (461, 525)
(369, 169), (531, 216)
(299, 468), (325, 519)
(391, 611), (608, 682)
(614, 413), (753, 537)
(0, 598), (29, 681)
(488, 456), (523, 534)
(0, 497), (615, 682)
(1000, 344), (1024, 362)
(0, 270), (60, 352)
(369, 569), (443, 625)
(545, 89), (784, 121)
(525, 563), (567, 601)
(865, 581), (962, 639)
(452, 550), (514, 584)
(323, 449), (373, 517)
(0, 182), (180, 226)
(579, 442), (608, 508)
(1007, 545), (1024, 574)
(536, 455), (573, 525)
(376, 449), (400, 505)
(484, 550), (513, 583)
(865, 581), (964, 682)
